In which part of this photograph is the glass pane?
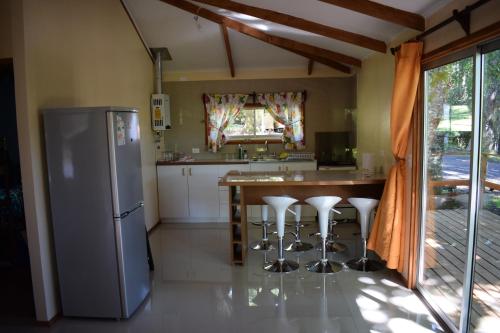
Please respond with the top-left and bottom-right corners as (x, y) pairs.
(255, 108), (284, 136)
(224, 109), (255, 137)
(421, 57), (474, 329)
(470, 48), (500, 332)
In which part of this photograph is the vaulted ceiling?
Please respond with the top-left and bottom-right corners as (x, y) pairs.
(124, 0), (453, 77)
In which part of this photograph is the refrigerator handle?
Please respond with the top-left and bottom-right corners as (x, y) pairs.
(182, 168), (185, 176)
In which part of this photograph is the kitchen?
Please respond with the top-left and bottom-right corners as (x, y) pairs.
(0, 0), (499, 332)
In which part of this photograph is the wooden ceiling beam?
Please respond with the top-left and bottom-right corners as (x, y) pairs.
(193, 0), (386, 53)
(308, 59), (314, 75)
(319, 0), (425, 31)
(220, 24), (235, 77)
(159, 0), (361, 68)
(279, 45), (351, 74)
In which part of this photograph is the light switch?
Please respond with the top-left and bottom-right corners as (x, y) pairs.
(192, 148), (200, 154)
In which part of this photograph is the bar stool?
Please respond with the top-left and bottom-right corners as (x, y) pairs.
(346, 198), (384, 272)
(262, 196), (299, 273)
(285, 205), (314, 252)
(250, 205), (275, 251)
(304, 196), (343, 273)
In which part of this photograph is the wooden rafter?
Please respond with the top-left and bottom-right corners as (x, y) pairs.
(220, 24), (235, 77)
(193, 0), (386, 53)
(308, 59), (314, 75)
(159, 0), (361, 69)
(280, 44), (351, 74)
(319, 0), (425, 31)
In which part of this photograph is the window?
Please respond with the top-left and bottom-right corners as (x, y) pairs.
(223, 106), (285, 142)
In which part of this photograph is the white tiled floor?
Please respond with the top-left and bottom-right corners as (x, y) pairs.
(2, 223), (444, 333)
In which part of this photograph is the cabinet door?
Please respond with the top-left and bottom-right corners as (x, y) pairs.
(157, 166), (189, 218)
(188, 165), (220, 218)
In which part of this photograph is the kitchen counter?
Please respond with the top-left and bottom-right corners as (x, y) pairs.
(156, 159), (316, 165)
(157, 159), (249, 165)
(219, 170), (385, 186)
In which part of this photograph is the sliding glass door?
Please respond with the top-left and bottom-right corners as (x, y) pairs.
(470, 46), (500, 332)
(419, 40), (500, 332)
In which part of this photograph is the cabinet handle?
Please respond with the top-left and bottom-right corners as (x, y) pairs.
(182, 168), (185, 176)
(285, 166), (289, 171)
(189, 168), (192, 176)
(278, 166), (281, 171)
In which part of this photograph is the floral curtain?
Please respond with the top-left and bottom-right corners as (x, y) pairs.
(257, 92), (305, 150)
(204, 93), (249, 152)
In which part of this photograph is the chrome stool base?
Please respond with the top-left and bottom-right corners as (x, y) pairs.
(264, 260), (299, 273)
(306, 260), (343, 274)
(346, 257), (384, 272)
(285, 241), (314, 252)
(250, 240), (275, 251)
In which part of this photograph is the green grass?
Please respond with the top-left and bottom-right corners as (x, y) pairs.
(437, 105), (472, 132)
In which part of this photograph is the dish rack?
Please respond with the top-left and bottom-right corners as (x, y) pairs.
(286, 152), (315, 161)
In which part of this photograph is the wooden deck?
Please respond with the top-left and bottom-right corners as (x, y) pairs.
(423, 208), (500, 327)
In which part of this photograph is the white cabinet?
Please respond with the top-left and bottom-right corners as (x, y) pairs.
(188, 165), (220, 218)
(249, 161), (317, 172)
(249, 162), (281, 172)
(157, 163), (249, 222)
(157, 165), (189, 219)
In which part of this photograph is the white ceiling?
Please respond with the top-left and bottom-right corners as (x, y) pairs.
(124, 0), (453, 75)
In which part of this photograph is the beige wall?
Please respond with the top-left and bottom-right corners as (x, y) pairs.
(162, 77), (356, 158)
(355, 52), (394, 171)
(0, 0), (12, 59)
(10, 0), (157, 321)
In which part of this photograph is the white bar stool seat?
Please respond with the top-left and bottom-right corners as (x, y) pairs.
(262, 196), (299, 273)
(304, 196), (343, 273)
(346, 197), (384, 272)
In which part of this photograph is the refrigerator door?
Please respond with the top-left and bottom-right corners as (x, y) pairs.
(107, 111), (144, 216)
(43, 109), (122, 318)
(115, 205), (151, 318)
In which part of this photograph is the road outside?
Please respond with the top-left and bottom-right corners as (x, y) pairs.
(442, 154), (500, 183)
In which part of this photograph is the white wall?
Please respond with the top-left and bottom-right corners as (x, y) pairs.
(10, 0), (158, 322)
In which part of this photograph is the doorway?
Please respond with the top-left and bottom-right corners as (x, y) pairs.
(418, 40), (500, 332)
(0, 58), (35, 322)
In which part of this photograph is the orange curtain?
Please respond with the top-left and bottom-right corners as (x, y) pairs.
(367, 42), (423, 272)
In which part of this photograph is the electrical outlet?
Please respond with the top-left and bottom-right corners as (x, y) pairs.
(192, 148), (200, 154)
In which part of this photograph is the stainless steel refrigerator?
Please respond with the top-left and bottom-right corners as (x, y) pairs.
(43, 106), (150, 319)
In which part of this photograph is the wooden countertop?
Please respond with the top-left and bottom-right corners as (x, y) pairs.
(157, 159), (249, 165)
(157, 159), (317, 166)
(218, 170), (386, 186)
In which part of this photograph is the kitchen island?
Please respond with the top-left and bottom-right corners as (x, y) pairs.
(218, 170), (386, 264)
